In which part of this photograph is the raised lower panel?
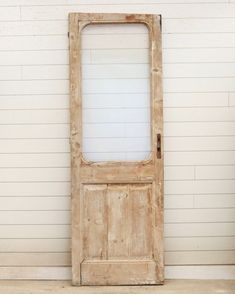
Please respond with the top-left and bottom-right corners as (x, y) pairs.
(83, 185), (107, 260)
(107, 185), (130, 259)
(129, 184), (152, 258)
(82, 184), (153, 261)
(81, 260), (157, 285)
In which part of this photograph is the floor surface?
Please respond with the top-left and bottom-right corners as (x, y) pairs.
(0, 280), (234, 294)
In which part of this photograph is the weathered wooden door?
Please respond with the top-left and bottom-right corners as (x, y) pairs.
(69, 13), (163, 286)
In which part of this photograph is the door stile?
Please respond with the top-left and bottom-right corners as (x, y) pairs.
(69, 13), (82, 286)
(151, 15), (164, 283)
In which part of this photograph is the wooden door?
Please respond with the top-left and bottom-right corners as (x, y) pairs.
(69, 13), (163, 286)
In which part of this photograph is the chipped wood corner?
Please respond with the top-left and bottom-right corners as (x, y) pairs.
(69, 13), (163, 286)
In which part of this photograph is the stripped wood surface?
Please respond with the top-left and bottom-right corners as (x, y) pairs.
(81, 260), (157, 285)
(83, 185), (107, 260)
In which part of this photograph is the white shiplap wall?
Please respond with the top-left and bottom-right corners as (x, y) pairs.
(0, 0), (235, 280)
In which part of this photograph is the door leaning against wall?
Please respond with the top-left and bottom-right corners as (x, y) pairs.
(69, 12), (163, 286)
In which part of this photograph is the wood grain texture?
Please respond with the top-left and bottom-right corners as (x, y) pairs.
(129, 184), (152, 259)
(69, 13), (81, 286)
(83, 185), (107, 260)
(107, 185), (130, 259)
(82, 184), (153, 261)
(81, 260), (157, 285)
(70, 13), (163, 286)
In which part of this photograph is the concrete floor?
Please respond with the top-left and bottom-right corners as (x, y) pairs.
(0, 280), (234, 294)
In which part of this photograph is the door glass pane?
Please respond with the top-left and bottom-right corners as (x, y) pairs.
(82, 23), (151, 162)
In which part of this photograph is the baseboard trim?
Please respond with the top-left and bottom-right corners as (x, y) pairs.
(165, 265), (235, 280)
(0, 265), (234, 280)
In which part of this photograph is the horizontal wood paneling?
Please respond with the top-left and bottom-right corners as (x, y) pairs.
(164, 108), (235, 122)
(165, 265), (235, 280)
(0, 253), (70, 266)
(0, 51), (68, 66)
(0, 197), (70, 210)
(165, 236), (235, 251)
(165, 180), (235, 195)
(164, 137), (235, 151)
(20, 5), (235, 20)
(0, 182), (70, 196)
(165, 122), (235, 136)
(0, 225), (70, 239)
(163, 32), (235, 48)
(0, 211), (70, 225)
(165, 166), (195, 180)
(164, 33), (235, 48)
(0, 95), (69, 109)
(0, 7), (20, 20)
(0, 139), (69, 153)
(0, 66), (21, 80)
(22, 65), (68, 80)
(166, 48), (235, 63)
(165, 251), (235, 265)
(0, 80), (68, 95)
(0, 36), (67, 51)
(164, 195), (194, 209)
(195, 194), (235, 208)
(0, 238), (70, 252)
(165, 208), (235, 223)
(165, 223), (235, 237)
(196, 166), (235, 180)
(164, 63), (235, 77)
(165, 151), (235, 166)
(0, 1), (234, 279)
(164, 18), (235, 33)
(0, 125), (69, 139)
(164, 77), (235, 92)
(0, 110), (68, 124)
(164, 93), (229, 108)
(0, 21), (67, 36)
(0, 154), (70, 168)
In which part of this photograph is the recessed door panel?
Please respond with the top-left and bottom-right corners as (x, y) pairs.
(82, 184), (153, 261)
(129, 184), (152, 258)
(107, 184), (130, 259)
(83, 185), (107, 260)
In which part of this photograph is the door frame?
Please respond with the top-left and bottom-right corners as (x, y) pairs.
(69, 12), (163, 285)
